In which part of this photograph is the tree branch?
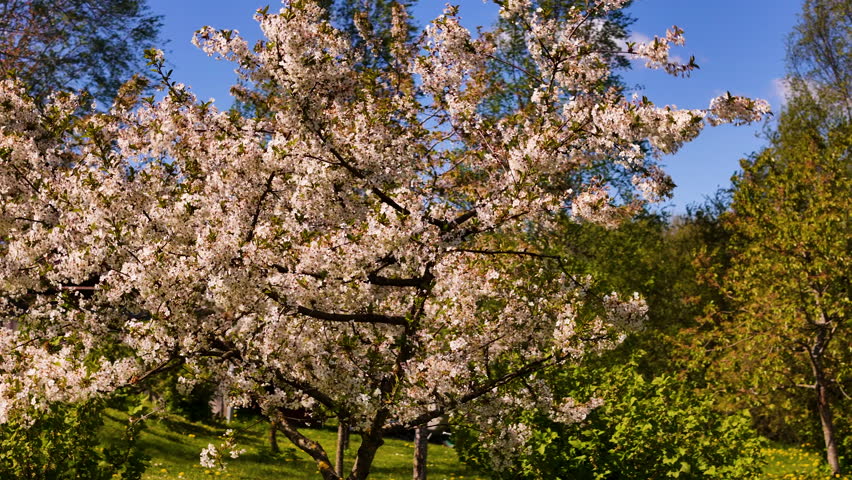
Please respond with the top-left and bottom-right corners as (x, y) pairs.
(274, 412), (340, 480)
(244, 171), (277, 245)
(296, 305), (408, 327)
(366, 271), (434, 289)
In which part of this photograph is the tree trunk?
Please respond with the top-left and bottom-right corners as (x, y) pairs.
(349, 431), (383, 480)
(276, 414), (341, 480)
(336, 421), (349, 477)
(808, 337), (841, 476)
(270, 418), (280, 454)
(413, 425), (428, 480)
(816, 381), (841, 474)
(348, 409), (389, 480)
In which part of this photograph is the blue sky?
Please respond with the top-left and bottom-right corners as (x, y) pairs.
(148, 0), (801, 212)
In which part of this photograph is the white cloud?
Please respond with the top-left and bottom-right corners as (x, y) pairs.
(628, 31), (651, 44)
(771, 77), (791, 104)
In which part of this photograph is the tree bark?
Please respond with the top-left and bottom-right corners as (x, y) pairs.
(413, 425), (428, 480)
(336, 421), (349, 477)
(270, 418), (280, 454)
(276, 414), (340, 480)
(808, 338), (841, 475)
(348, 410), (388, 480)
(816, 378), (841, 474)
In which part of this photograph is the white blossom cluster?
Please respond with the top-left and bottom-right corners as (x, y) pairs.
(450, 377), (605, 471)
(0, 0), (769, 473)
(552, 396), (605, 424)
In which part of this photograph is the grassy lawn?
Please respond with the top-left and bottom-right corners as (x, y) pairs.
(761, 442), (849, 480)
(103, 410), (484, 480)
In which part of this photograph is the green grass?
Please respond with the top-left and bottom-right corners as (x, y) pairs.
(761, 442), (849, 480)
(102, 410), (484, 480)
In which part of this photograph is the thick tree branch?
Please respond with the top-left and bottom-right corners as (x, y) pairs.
(296, 306), (408, 327)
(262, 288), (407, 326)
(275, 412), (340, 480)
(366, 271), (434, 288)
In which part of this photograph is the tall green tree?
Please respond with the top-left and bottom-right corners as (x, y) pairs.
(711, 87), (850, 474)
(696, 1), (852, 474)
(0, 0), (162, 104)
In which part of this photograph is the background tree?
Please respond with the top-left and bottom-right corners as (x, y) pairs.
(688, 0), (851, 474)
(0, 0), (162, 104)
(705, 88), (850, 474)
(786, 0), (851, 117)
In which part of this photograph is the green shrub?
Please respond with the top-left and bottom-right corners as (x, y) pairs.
(454, 359), (765, 479)
(0, 398), (148, 480)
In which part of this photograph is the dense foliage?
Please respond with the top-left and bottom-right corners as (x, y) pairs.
(690, 0), (851, 474)
(0, 399), (148, 480)
(454, 356), (764, 480)
(704, 88), (851, 474)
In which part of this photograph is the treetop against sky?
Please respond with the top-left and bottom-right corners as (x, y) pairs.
(149, 0), (800, 211)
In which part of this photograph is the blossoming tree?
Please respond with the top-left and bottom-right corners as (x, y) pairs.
(0, 1), (768, 478)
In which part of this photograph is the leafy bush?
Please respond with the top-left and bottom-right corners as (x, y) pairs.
(0, 398), (148, 480)
(454, 358), (765, 479)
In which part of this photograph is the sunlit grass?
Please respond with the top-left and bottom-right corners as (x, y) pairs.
(102, 409), (483, 480)
(761, 442), (849, 480)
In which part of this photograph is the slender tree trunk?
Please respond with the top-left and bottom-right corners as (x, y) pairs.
(270, 418), (280, 454)
(413, 425), (428, 480)
(816, 379), (841, 474)
(808, 338), (841, 475)
(336, 421), (349, 477)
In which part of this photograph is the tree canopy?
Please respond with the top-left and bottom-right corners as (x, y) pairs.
(710, 89), (850, 474)
(699, 0), (851, 473)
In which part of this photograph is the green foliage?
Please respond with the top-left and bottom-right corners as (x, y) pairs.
(701, 89), (851, 469)
(0, 398), (149, 480)
(454, 357), (765, 480)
